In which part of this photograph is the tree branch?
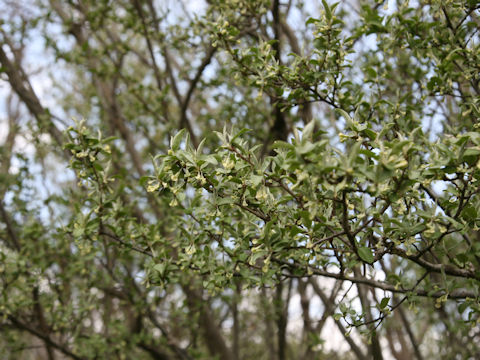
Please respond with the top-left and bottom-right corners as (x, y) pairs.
(5, 314), (84, 360)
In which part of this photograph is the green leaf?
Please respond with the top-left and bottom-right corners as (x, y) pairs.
(73, 226), (84, 238)
(333, 313), (342, 321)
(365, 67), (377, 78)
(458, 302), (468, 314)
(103, 136), (118, 143)
(289, 226), (304, 237)
(336, 108), (352, 124)
(302, 121), (315, 140)
(217, 197), (235, 206)
(231, 128), (251, 142)
(463, 147), (480, 157)
(322, 0), (331, 21)
(139, 176), (151, 187)
(379, 297), (390, 309)
(171, 129), (186, 151)
(154, 263), (167, 277)
(362, 128), (377, 140)
(461, 205), (477, 223)
(272, 141), (294, 151)
(196, 138), (206, 155)
(92, 162), (103, 171)
(297, 141), (316, 155)
(358, 247), (374, 264)
(299, 211), (312, 228)
(250, 174), (263, 187)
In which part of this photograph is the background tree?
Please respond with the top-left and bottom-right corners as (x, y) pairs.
(1, 0), (480, 359)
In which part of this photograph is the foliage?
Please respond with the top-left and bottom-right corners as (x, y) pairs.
(1, 0), (480, 359)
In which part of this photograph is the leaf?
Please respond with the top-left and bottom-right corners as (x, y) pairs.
(362, 128), (377, 140)
(348, 142), (361, 164)
(358, 246), (374, 264)
(289, 226), (304, 237)
(214, 130), (226, 144)
(231, 128), (251, 142)
(196, 138), (206, 155)
(336, 108), (356, 130)
(379, 297), (390, 309)
(322, 0), (331, 21)
(217, 197), (234, 206)
(272, 141), (294, 151)
(170, 129), (186, 151)
(154, 263), (167, 277)
(139, 176), (151, 187)
(299, 211), (312, 228)
(365, 67), (377, 78)
(458, 302), (468, 314)
(461, 205), (477, 223)
(463, 147), (480, 157)
(250, 174), (263, 187)
(103, 136), (118, 143)
(92, 162), (103, 171)
(72, 226), (84, 238)
(297, 141), (316, 155)
(302, 120), (315, 140)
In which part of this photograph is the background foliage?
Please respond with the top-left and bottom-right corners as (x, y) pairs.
(1, 0), (480, 359)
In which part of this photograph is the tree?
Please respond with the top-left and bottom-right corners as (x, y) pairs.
(1, 0), (480, 359)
